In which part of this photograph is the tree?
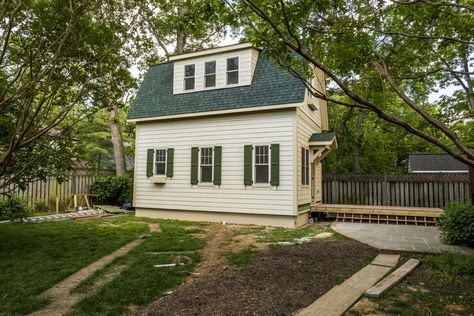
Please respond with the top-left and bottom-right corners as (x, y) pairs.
(0, 0), (136, 191)
(229, 0), (474, 201)
(136, 0), (236, 62)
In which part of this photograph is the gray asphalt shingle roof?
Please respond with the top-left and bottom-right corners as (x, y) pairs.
(128, 53), (305, 120)
(408, 153), (469, 172)
(309, 132), (336, 142)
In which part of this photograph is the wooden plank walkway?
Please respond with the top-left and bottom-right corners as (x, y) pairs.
(295, 254), (399, 316)
(365, 259), (420, 298)
(311, 204), (443, 225)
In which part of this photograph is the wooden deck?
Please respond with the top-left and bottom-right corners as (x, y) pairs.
(311, 204), (443, 226)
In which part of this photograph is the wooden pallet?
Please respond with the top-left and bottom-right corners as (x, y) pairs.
(311, 204), (442, 226)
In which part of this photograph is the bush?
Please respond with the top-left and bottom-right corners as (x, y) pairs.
(439, 202), (474, 247)
(0, 196), (33, 222)
(89, 175), (133, 206)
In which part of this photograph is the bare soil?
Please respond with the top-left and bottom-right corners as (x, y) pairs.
(191, 223), (234, 277)
(140, 240), (378, 316)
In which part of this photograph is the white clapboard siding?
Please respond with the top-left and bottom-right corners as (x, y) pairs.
(135, 110), (295, 216)
(297, 104), (322, 206)
(173, 48), (258, 94)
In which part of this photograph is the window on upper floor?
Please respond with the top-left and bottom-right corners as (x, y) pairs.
(154, 149), (167, 176)
(184, 64), (195, 90)
(205, 61), (216, 88)
(226, 57), (239, 85)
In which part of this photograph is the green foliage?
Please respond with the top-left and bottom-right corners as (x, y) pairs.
(0, 0), (137, 191)
(439, 202), (474, 247)
(238, 0), (474, 168)
(89, 175), (133, 206)
(0, 196), (32, 222)
(426, 252), (474, 277)
(75, 107), (135, 171)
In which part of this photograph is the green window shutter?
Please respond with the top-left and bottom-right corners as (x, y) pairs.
(146, 149), (154, 177)
(244, 145), (253, 186)
(270, 144), (280, 186)
(213, 146), (222, 185)
(191, 147), (199, 185)
(166, 148), (174, 177)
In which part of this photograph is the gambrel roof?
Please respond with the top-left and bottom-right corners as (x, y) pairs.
(128, 53), (305, 120)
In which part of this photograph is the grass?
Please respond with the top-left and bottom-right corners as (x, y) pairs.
(0, 215), (207, 315)
(227, 246), (261, 266)
(71, 219), (206, 316)
(0, 217), (149, 315)
(346, 252), (474, 315)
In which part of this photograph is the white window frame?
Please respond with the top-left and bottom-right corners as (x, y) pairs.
(184, 64), (195, 91)
(154, 148), (167, 176)
(302, 147), (310, 186)
(226, 56), (239, 86)
(253, 144), (271, 184)
(198, 147), (214, 183)
(204, 60), (216, 88)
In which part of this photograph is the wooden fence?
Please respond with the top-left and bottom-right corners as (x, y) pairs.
(0, 169), (115, 212)
(323, 173), (470, 208)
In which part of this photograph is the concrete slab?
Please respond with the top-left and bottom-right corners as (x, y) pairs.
(332, 222), (471, 254)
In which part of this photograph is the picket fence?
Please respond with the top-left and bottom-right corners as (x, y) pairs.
(323, 173), (470, 208)
(0, 169), (115, 212)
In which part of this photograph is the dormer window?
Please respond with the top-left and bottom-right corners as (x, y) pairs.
(227, 57), (239, 85)
(184, 64), (195, 90)
(205, 61), (216, 88)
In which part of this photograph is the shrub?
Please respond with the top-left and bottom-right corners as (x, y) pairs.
(0, 196), (33, 222)
(439, 202), (474, 247)
(89, 175), (133, 206)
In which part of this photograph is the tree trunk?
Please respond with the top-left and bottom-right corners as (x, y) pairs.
(176, 5), (186, 54)
(469, 166), (474, 206)
(353, 110), (365, 173)
(110, 105), (126, 175)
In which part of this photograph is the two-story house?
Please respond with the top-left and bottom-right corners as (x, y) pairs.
(127, 43), (337, 228)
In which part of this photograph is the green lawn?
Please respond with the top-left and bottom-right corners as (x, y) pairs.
(71, 218), (206, 316)
(0, 215), (206, 316)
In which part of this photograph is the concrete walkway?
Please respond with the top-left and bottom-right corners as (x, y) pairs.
(332, 222), (470, 254)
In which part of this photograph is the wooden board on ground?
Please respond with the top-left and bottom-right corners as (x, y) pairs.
(364, 259), (420, 298)
(295, 254), (397, 316)
(371, 254), (400, 267)
(95, 205), (128, 214)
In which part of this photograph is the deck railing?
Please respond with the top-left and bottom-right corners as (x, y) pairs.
(323, 173), (470, 208)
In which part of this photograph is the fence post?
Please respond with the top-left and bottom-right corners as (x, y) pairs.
(382, 173), (389, 205)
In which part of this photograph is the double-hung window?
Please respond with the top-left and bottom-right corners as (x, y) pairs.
(226, 57), (239, 85)
(184, 64), (195, 90)
(302, 148), (310, 185)
(200, 147), (213, 183)
(154, 149), (167, 176)
(205, 61), (216, 88)
(254, 145), (270, 184)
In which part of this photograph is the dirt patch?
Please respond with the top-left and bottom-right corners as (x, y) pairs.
(140, 240), (378, 316)
(147, 223), (161, 233)
(191, 223), (233, 277)
(350, 298), (386, 315)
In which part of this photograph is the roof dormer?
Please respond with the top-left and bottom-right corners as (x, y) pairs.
(171, 43), (260, 95)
